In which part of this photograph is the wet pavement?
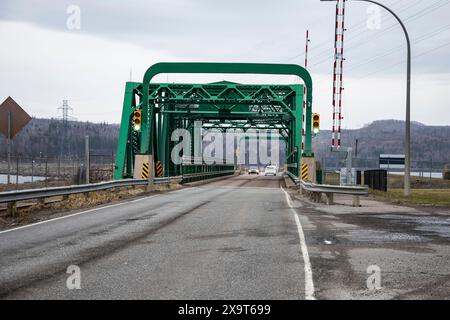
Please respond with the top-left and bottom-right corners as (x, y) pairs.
(291, 192), (450, 299)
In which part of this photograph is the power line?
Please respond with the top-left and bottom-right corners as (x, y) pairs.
(344, 0), (450, 52)
(343, 0), (426, 45)
(292, 0), (416, 62)
(290, 0), (424, 65)
(309, 0), (450, 69)
(357, 41), (450, 79)
(260, 0), (427, 84)
(347, 23), (450, 71)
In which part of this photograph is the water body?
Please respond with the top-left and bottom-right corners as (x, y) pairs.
(390, 171), (443, 179)
(0, 174), (46, 184)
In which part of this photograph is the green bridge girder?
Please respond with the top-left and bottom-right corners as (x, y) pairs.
(114, 62), (314, 180)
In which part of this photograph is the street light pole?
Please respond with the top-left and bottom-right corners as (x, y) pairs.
(320, 0), (412, 196)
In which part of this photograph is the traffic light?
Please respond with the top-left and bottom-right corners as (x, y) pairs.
(312, 113), (320, 134)
(133, 109), (142, 131)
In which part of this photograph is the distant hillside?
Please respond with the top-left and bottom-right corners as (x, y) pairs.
(0, 118), (119, 159)
(1, 118), (448, 168)
(313, 120), (450, 168)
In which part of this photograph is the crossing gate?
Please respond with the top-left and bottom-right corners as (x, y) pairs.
(142, 162), (149, 179)
(301, 164), (309, 181)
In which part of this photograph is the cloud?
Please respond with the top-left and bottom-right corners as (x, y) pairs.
(0, 21), (183, 122)
(0, 1), (449, 127)
(1, 0), (449, 73)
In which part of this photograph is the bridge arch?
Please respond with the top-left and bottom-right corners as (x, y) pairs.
(114, 62), (315, 180)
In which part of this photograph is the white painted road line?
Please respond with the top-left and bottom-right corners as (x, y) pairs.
(0, 194), (159, 235)
(281, 186), (316, 300)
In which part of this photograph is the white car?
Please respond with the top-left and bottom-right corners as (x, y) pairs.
(264, 165), (277, 176)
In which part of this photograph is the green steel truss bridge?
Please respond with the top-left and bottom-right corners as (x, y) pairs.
(113, 62), (314, 181)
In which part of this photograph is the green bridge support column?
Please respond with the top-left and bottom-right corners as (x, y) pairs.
(294, 85), (304, 177)
(303, 88), (314, 157)
(160, 113), (170, 176)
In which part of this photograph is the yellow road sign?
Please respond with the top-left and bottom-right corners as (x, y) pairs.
(301, 164), (309, 181)
(142, 163), (149, 179)
(156, 161), (163, 177)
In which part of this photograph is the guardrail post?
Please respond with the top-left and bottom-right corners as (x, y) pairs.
(325, 193), (334, 205)
(147, 155), (155, 191)
(7, 202), (17, 217)
(315, 192), (322, 203)
(352, 195), (360, 207)
(298, 185), (304, 194)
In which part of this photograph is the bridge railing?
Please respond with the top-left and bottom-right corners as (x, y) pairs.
(286, 163), (299, 178)
(1, 162), (238, 215)
(180, 156), (236, 182)
(0, 177), (181, 203)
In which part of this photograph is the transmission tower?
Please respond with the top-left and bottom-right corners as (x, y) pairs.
(58, 100), (74, 123)
(57, 100), (75, 157)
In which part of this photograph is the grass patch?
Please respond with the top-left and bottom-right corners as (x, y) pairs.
(388, 174), (450, 189)
(372, 189), (450, 206)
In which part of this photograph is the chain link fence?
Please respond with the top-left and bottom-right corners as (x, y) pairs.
(321, 157), (450, 188)
(0, 154), (115, 191)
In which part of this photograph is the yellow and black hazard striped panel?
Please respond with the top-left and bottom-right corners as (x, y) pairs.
(156, 161), (163, 177)
(301, 163), (309, 181)
(142, 163), (149, 179)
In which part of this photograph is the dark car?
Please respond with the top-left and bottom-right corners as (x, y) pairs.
(248, 167), (260, 175)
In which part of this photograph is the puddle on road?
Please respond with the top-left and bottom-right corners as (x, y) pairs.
(340, 229), (427, 243)
(370, 215), (450, 239)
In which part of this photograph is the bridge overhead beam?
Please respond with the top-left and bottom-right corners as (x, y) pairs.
(140, 63), (313, 156)
(114, 82), (140, 180)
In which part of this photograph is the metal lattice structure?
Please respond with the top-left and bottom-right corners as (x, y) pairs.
(114, 62), (314, 180)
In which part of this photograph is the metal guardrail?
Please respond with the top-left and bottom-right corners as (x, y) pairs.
(300, 180), (369, 196)
(0, 169), (237, 205)
(0, 177), (182, 204)
(286, 171), (300, 185)
(285, 171), (368, 206)
(286, 171), (368, 195)
(182, 170), (236, 179)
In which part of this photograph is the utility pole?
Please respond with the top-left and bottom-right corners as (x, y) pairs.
(346, 147), (353, 185)
(302, 30), (310, 153)
(7, 111), (11, 184)
(85, 135), (90, 184)
(304, 30), (310, 69)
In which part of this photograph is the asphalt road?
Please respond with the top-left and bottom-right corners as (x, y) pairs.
(296, 193), (450, 299)
(1, 174), (450, 300)
(0, 174), (307, 299)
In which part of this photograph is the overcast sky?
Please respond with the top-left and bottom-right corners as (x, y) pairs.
(0, 0), (449, 129)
